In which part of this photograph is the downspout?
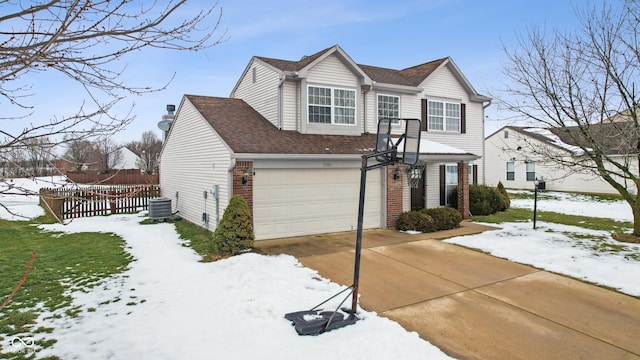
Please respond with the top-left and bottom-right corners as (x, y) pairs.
(278, 75), (285, 130)
(228, 155), (236, 199)
(361, 84), (371, 133)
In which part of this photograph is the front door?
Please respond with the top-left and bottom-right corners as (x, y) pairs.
(410, 168), (425, 210)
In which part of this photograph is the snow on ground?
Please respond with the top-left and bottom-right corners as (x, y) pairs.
(2, 181), (640, 358)
(32, 214), (450, 360)
(509, 191), (633, 222)
(0, 176), (69, 220)
(0, 178), (450, 359)
(445, 221), (640, 297)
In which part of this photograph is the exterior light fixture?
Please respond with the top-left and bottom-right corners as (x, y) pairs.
(394, 167), (401, 180)
(242, 168), (252, 185)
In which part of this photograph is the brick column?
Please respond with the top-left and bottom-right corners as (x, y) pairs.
(386, 165), (403, 228)
(232, 161), (254, 216)
(457, 162), (470, 219)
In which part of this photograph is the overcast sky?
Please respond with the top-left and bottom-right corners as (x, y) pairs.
(4, 0), (609, 144)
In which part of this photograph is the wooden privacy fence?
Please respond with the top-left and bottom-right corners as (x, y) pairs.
(39, 185), (161, 220)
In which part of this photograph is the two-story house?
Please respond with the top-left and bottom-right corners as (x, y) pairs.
(159, 45), (490, 240)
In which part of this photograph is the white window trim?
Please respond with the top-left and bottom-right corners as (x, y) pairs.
(308, 85), (357, 126)
(526, 161), (536, 181)
(506, 161), (515, 181)
(428, 99), (461, 132)
(377, 93), (401, 125)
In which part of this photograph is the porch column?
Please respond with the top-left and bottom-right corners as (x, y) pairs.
(457, 161), (470, 219)
(386, 165), (403, 228)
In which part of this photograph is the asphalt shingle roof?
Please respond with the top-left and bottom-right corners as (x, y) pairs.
(185, 95), (377, 155)
(257, 47), (447, 87)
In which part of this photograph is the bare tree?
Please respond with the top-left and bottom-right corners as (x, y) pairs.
(498, 0), (640, 235)
(0, 1), (223, 166)
(127, 130), (162, 174)
(63, 138), (93, 172)
(92, 137), (122, 174)
(0, 0), (224, 217)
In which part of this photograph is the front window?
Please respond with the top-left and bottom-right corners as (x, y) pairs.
(377, 94), (400, 124)
(308, 86), (356, 125)
(428, 100), (460, 132)
(506, 161), (515, 181)
(526, 162), (536, 181)
(445, 164), (457, 205)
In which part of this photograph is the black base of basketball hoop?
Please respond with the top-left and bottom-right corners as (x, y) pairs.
(285, 118), (422, 335)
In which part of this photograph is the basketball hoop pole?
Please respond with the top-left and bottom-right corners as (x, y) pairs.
(350, 148), (397, 315)
(284, 118), (420, 336)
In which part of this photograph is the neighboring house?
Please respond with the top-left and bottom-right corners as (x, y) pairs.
(114, 147), (142, 170)
(160, 45), (490, 240)
(485, 125), (638, 195)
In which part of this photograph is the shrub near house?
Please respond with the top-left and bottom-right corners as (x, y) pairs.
(451, 184), (509, 216)
(397, 207), (462, 233)
(213, 195), (255, 256)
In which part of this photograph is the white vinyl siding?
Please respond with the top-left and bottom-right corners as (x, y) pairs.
(282, 81), (298, 131)
(420, 63), (485, 186)
(159, 98), (232, 233)
(232, 60), (280, 127)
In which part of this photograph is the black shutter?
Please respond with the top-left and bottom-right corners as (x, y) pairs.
(473, 164), (478, 184)
(460, 103), (466, 134)
(439, 164), (446, 206)
(421, 99), (427, 131)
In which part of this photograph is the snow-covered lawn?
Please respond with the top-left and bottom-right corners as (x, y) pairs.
(2, 179), (639, 359)
(1, 178), (451, 359)
(446, 190), (640, 297)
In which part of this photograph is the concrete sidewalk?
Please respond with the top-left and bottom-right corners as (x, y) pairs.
(255, 222), (640, 360)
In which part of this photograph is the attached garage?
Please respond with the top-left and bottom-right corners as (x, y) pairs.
(253, 166), (383, 240)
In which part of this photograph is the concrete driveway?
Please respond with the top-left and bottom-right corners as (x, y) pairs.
(255, 222), (640, 360)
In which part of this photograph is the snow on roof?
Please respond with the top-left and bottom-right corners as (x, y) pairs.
(524, 127), (590, 156)
(393, 138), (468, 155)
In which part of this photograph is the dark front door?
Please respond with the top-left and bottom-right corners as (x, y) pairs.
(410, 168), (426, 210)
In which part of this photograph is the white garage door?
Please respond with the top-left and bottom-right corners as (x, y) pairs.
(253, 168), (383, 240)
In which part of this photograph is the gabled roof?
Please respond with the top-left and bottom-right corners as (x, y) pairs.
(185, 95), (376, 155)
(253, 46), (489, 101)
(360, 58), (447, 87)
(491, 124), (637, 156)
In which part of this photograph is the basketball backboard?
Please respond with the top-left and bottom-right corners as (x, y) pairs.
(375, 118), (393, 163)
(400, 119), (422, 165)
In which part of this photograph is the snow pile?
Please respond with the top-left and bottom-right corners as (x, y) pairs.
(31, 214), (451, 360)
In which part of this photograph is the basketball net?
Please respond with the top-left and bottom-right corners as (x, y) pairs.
(406, 162), (425, 188)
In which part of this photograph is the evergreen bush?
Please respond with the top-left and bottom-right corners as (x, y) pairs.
(496, 181), (511, 211)
(469, 185), (503, 215)
(396, 211), (435, 232)
(213, 195), (255, 256)
(420, 207), (462, 231)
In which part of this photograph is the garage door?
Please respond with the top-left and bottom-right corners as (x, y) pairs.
(253, 168), (383, 240)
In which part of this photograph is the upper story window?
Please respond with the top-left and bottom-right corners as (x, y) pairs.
(377, 94), (400, 124)
(428, 100), (460, 132)
(308, 86), (356, 125)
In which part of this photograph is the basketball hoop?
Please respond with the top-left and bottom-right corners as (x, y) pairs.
(406, 162), (425, 188)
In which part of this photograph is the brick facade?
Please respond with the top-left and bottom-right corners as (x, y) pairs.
(457, 162), (470, 219)
(386, 165), (404, 228)
(232, 161), (254, 216)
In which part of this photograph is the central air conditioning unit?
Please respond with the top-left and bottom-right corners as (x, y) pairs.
(148, 197), (172, 220)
